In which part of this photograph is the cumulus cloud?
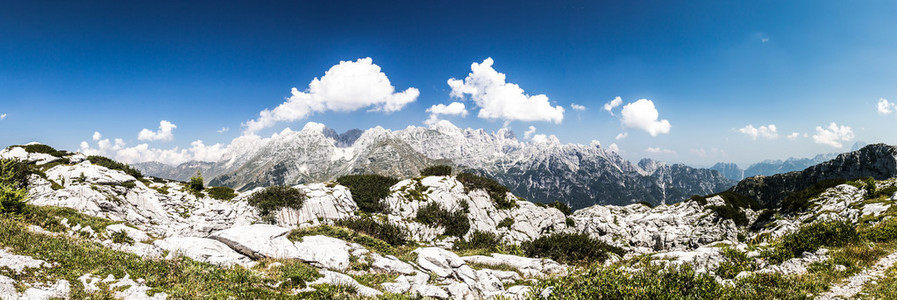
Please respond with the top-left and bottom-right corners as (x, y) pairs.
(217, 127), (229, 133)
(603, 97), (622, 115)
(738, 124), (779, 140)
(138, 120), (177, 141)
(524, 126), (537, 140)
(878, 98), (895, 115)
(645, 147), (675, 154)
(447, 58), (564, 124)
(787, 132), (800, 140)
(81, 130), (225, 165)
(92, 131), (102, 141)
(813, 122), (854, 148)
(615, 132), (628, 140)
(620, 99), (671, 136)
(424, 102), (468, 125)
(244, 57), (419, 133)
(689, 148), (726, 158)
(570, 103), (586, 111)
(530, 134), (559, 144)
(0, 113), (6, 120)
(608, 143), (620, 153)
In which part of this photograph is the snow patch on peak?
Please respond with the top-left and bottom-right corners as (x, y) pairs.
(302, 122), (327, 133)
(429, 120), (461, 134)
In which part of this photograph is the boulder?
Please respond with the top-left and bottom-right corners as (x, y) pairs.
(154, 237), (254, 267)
(209, 224), (300, 259)
(293, 235), (351, 271)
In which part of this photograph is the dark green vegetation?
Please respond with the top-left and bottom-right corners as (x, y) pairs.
(337, 174), (400, 213)
(207, 186), (238, 201)
(522, 233), (624, 265)
(188, 170), (204, 192)
(536, 201), (572, 215)
(497, 217), (514, 229)
(690, 191), (762, 227)
(535, 264), (727, 299)
(420, 165), (452, 177)
(456, 172), (516, 209)
(780, 179), (846, 214)
(764, 221), (857, 264)
(8, 143), (70, 157)
(453, 230), (503, 252)
(288, 225), (397, 255)
(87, 155), (144, 179)
(246, 186), (307, 217)
(334, 216), (409, 246)
(1, 159), (28, 214)
(110, 229), (135, 245)
(415, 202), (470, 238)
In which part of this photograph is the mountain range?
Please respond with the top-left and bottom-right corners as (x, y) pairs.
(134, 121), (734, 210)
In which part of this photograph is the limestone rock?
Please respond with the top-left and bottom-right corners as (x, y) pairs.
(209, 224), (300, 259)
(154, 237), (254, 267)
(293, 235), (352, 271)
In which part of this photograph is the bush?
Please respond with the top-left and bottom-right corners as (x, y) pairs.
(415, 202), (470, 238)
(187, 170), (204, 192)
(534, 263), (725, 299)
(716, 246), (754, 279)
(456, 172), (515, 209)
(689, 195), (708, 206)
(18, 144), (69, 157)
(454, 230), (503, 252)
(565, 217), (576, 227)
(636, 201), (655, 208)
(110, 230), (135, 245)
(766, 221), (857, 263)
(708, 205), (749, 226)
(1, 159), (29, 189)
(87, 155), (143, 179)
(497, 217), (514, 229)
(0, 183), (28, 214)
(750, 209), (776, 231)
(247, 186), (307, 217)
(861, 217), (897, 242)
(207, 186), (237, 201)
(543, 201), (572, 215)
(336, 174), (399, 213)
(522, 233), (624, 265)
(780, 178), (846, 214)
(334, 216), (409, 246)
(421, 165), (452, 177)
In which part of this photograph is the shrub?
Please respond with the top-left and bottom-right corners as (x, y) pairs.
(780, 178), (846, 214)
(110, 230), (135, 245)
(542, 201), (572, 215)
(861, 217), (897, 242)
(20, 144), (69, 157)
(0, 159), (29, 189)
(207, 186), (237, 201)
(713, 191), (762, 210)
(247, 186), (307, 217)
(750, 209), (776, 231)
(454, 230), (503, 252)
(522, 233), (624, 265)
(534, 263), (725, 299)
(456, 172), (515, 209)
(415, 202), (470, 238)
(336, 174), (399, 213)
(716, 246), (754, 279)
(565, 217), (576, 227)
(766, 221), (857, 263)
(334, 216), (409, 246)
(421, 165), (452, 177)
(636, 201), (655, 208)
(87, 155), (143, 179)
(689, 195), (708, 206)
(497, 217), (514, 229)
(0, 183), (28, 214)
(187, 170), (204, 192)
(708, 205), (749, 226)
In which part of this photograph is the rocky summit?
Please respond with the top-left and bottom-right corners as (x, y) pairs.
(6, 143), (897, 299)
(136, 121), (734, 209)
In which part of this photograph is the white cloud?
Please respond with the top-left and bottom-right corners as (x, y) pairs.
(530, 134), (559, 144)
(92, 131), (102, 141)
(738, 124), (779, 140)
(424, 102), (468, 125)
(0, 113), (6, 120)
(524, 126), (537, 140)
(761, 37), (769, 43)
(80, 135), (225, 165)
(217, 127), (229, 133)
(603, 97), (622, 115)
(615, 132), (628, 140)
(877, 98), (895, 115)
(244, 57), (419, 133)
(620, 99), (671, 136)
(138, 120), (177, 141)
(689, 147), (726, 158)
(645, 147), (675, 154)
(608, 143), (620, 153)
(570, 103), (586, 111)
(787, 132), (800, 140)
(448, 58), (564, 124)
(813, 122), (854, 148)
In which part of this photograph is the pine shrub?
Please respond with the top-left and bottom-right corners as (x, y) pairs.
(334, 216), (409, 246)
(421, 165), (452, 177)
(522, 232), (624, 265)
(416, 202), (470, 238)
(247, 186), (307, 217)
(207, 186), (237, 201)
(336, 174), (399, 213)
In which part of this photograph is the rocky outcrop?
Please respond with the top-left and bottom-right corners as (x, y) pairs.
(731, 144), (897, 208)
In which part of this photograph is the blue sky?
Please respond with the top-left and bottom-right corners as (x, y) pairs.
(2, 0), (897, 167)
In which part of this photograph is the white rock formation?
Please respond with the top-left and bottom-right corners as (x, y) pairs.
(154, 237), (255, 267)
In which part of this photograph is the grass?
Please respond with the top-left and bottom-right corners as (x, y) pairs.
(288, 225), (397, 256)
(780, 178), (846, 214)
(860, 264), (897, 299)
(334, 216), (409, 247)
(763, 221), (857, 264)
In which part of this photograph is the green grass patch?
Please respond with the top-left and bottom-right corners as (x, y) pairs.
(288, 225), (397, 255)
(334, 216), (409, 247)
(764, 221), (857, 264)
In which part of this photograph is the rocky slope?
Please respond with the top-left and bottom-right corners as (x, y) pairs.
(731, 143), (897, 208)
(138, 121), (733, 209)
(6, 143), (897, 298)
(132, 161), (215, 183)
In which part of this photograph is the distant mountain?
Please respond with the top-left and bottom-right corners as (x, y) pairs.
(133, 161), (216, 182)
(730, 143), (897, 208)
(710, 163), (744, 182)
(709, 153), (839, 182)
(197, 121), (733, 209)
